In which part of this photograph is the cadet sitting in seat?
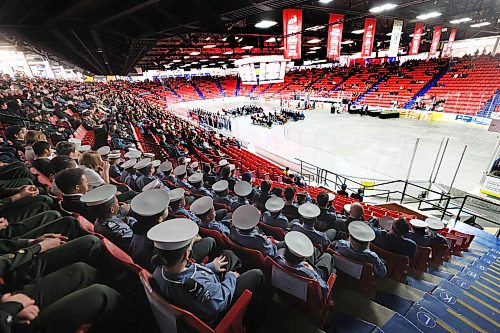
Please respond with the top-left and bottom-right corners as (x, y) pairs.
(107, 151), (123, 179)
(262, 196), (289, 230)
(229, 205), (278, 257)
(156, 161), (176, 185)
(129, 189), (216, 272)
(334, 202), (365, 235)
(148, 218), (266, 326)
(276, 231), (335, 297)
(189, 172), (213, 197)
(212, 180), (236, 207)
(119, 158), (137, 184)
(337, 183), (349, 197)
(405, 219), (431, 246)
(334, 221), (387, 277)
(134, 158), (164, 191)
(316, 192), (337, 232)
(81, 185), (136, 251)
(290, 203), (336, 249)
(173, 165), (193, 190)
(373, 216), (418, 259)
(56, 168), (96, 222)
(231, 181), (252, 211)
(168, 188), (200, 222)
(282, 186), (299, 220)
(31, 141), (54, 178)
(425, 217), (449, 248)
(122, 159), (139, 192)
(191, 196), (230, 235)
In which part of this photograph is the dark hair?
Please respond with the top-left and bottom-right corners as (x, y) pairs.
(55, 168), (85, 194)
(341, 183), (347, 190)
(393, 217), (409, 236)
(316, 192), (329, 207)
(284, 248), (303, 265)
(151, 243), (191, 268)
(55, 141), (77, 156)
(284, 187), (296, 201)
(202, 164), (211, 173)
(91, 200), (115, 219)
(220, 165), (230, 178)
(5, 125), (22, 141)
(51, 155), (77, 173)
(271, 187), (283, 198)
(260, 180), (271, 194)
(242, 172), (252, 182)
(32, 141), (51, 156)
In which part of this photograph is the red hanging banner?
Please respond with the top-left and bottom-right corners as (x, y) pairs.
(283, 9), (302, 59)
(361, 18), (377, 58)
(443, 28), (457, 57)
(326, 14), (344, 59)
(409, 23), (424, 55)
(428, 26), (442, 58)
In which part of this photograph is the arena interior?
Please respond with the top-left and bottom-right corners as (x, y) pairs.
(0, 1), (499, 333)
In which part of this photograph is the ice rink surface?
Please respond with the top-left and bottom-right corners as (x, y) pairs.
(175, 97), (499, 194)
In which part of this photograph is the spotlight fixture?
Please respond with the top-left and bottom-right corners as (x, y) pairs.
(241, 45), (254, 50)
(351, 29), (365, 34)
(255, 20), (277, 28)
(265, 37), (276, 43)
(416, 12), (441, 20)
(203, 44), (217, 48)
(369, 3), (397, 13)
(306, 25), (325, 31)
(470, 22), (491, 28)
(307, 38), (322, 43)
(189, 51), (200, 55)
(450, 17), (472, 24)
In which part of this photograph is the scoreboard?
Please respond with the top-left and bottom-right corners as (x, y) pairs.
(235, 55), (289, 85)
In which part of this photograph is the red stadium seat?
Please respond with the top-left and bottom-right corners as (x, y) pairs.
(449, 230), (474, 251)
(30, 167), (53, 187)
(224, 238), (269, 273)
(198, 226), (230, 248)
(369, 244), (409, 282)
(139, 269), (252, 333)
(328, 250), (376, 298)
(74, 215), (96, 234)
(429, 242), (450, 267)
(409, 246), (432, 272)
(99, 237), (143, 274)
(257, 222), (285, 241)
(266, 257), (336, 328)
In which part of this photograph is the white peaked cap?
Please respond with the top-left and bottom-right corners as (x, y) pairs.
(147, 218), (199, 250)
(131, 189), (170, 216)
(285, 231), (314, 258)
(232, 205), (260, 229)
(298, 203), (320, 219)
(80, 184), (116, 206)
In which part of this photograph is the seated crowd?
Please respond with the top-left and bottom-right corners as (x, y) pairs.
(0, 72), (450, 332)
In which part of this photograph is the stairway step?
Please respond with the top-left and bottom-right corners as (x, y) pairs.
(406, 276), (438, 293)
(427, 267), (455, 280)
(449, 276), (500, 305)
(381, 312), (423, 333)
(405, 303), (457, 332)
(328, 311), (378, 333)
(374, 290), (415, 315)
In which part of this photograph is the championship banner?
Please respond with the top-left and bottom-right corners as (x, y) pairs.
(409, 23), (424, 55)
(443, 28), (457, 57)
(388, 20), (403, 57)
(327, 14), (344, 59)
(283, 9), (302, 59)
(361, 18), (377, 58)
(428, 26), (442, 58)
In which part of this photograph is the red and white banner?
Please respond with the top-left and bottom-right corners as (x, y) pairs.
(428, 26), (442, 58)
(283, 9), (302, 59)
(326, 14), (344, 59)
(443, 28), (457, 57)
(409, 23), (424, 55)
(361, 18), (377, 58)
(388, 20), (403, 57)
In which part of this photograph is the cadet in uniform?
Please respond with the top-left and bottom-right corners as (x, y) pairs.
(134, 158), (166, 191)
(173, 165), (193, 190)
(333, 202), (365, 235)
(129, 189), (216, 272)
(168, 188), (200, 222)
(282, 187), (299, 220)
(425, 217), (449, 247)
(156, 161), (176, 186)
(119, 158), (136, 184)
(262, 196), (289, 230)
(212, 180), (236, 207)
(373, 216), (418, 259)
(56, 168), (96, 222)
(123, 159), (139, 192)
(337, 183), (348, 197)
(229, 205), (278, 257)
(191, 196), (230, 235)
(334, 221), (387, 277)
(275, 231), (335, 297)
(405, 219), (431, 246)
(231, 181), (252, 211)
(80, 185), (136, 251)
(148, 218), (266, 327)
(107, 152), (123, 179)
(290, 203), (336, 249)
(316, 192), (337, 231)
(188, 172), (213, 197)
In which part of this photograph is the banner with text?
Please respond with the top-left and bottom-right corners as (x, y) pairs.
(428, 26), (442, 58)
(388, 20), (403, 57)
(327, 14), (344, 59)
(283, 9), (302, 59)
(443, 28), (457, 57)
(361, 18), (377, 57)
(409, 23), (424, 55)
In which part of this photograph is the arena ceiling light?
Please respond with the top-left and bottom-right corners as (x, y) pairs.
(386, 32), (393, 36)
(307, 38), (322, 43)
(306, 50), (316, 54)
(191, 62), (199, 65)
(241, 45), (254, 50)
(369, 3), (397, 13)
(265, 37), (276, 43)
(173, 59), (182, 62)
(210, 55), (220, 58)
(416, 12), (441, 20)
(341, 40), (354, 44)
(255, 20), (277, 28)
(189, 51), (200, 55)
(450, 17), (472, 24)
(183, 55), (190, 59)
(223, 51), (233, 55)
(203, 44), (217, 48)
(318, 0), (334, 3)
(306, 25), (325, 31)
(351, 29), (365, 34)
(470, 22), (490, 28)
